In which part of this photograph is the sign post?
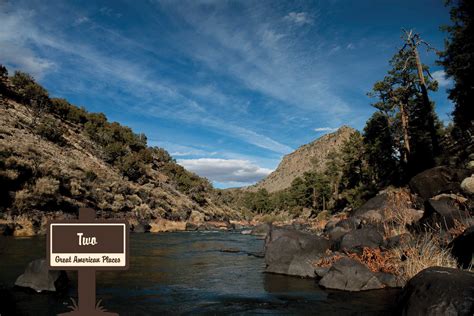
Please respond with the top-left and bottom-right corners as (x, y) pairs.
(47, 208), (129, 315)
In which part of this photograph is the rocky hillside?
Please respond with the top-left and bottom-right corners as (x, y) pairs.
(0, 69), (240, 235)
(248, 126), (355, 193)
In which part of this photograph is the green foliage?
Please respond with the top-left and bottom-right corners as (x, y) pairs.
(363, 112), (399, 186)
(117, 149), (152, 181)
(368, 45), (442, 178)
(438, 0), (474, 162)
(11, 71), (50, 123)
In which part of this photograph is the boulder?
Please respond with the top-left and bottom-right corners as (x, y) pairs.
(327, 226), (350, 245)
(409, 166), (469, 200)
(420, 194), (470, 230)
(461, 176), (474, 195)
(340, 227), (384, 252)
(397, 267), (474, 316)
(264, 227), (330, 277)
(450, 226), (474, 269)
(251, 223), (271, 236)
(319, 258), (384, 291)
(185, 222), (199, 231)
(352, 188), (423, 225)
(15, 259), (68, 292)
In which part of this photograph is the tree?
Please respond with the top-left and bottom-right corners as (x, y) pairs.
(10, 71), (50, 124)
(364, 112), (399, 186)
(368, 40), (441, 177)
(438, 0), (474, 162)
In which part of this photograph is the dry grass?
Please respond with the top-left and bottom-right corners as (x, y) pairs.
(392, 233), (458, 282)
(346, 247), (399, 274)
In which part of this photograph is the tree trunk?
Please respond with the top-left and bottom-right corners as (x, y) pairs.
(399, 101), (411, 164)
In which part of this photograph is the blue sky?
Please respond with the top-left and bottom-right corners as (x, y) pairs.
(0, 0), (453, 188)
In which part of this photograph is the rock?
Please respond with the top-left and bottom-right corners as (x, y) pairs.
(314, 266), (330, 279)
(397, 267), (474, 316)
(409, 166), (469, 200)
(251, 223), (271, 236)
(420, 194), (470, 230)
(264, 227), (330, 277)
(335, 217), (360, 230)
(340, 227), (384, 252)
(461, 176), (474, 195)
(450, 226), (474, 269)
(352, 188), (423, 225)
(149, 219), (186, 232)
(375, 272), (405, 288)
(0, 223), (13, 236)
(319, 258), (384, 291)
(327, 226), (350, 245)
(241, 229), (252, 235)
(185, 222), (199, 231)
(385, 233), (413, 249)
(15, 259), (68, 292)
(131, 222), (150, 233)
(188, 210), (205, 224)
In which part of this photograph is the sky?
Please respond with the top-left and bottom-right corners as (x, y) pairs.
(0, 0), (454, 188)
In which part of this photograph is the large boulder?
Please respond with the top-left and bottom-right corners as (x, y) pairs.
(15, 259), (68, 292)
(409, 166), (469, 200)
(397, 267), (474, 316)
(450, 226), (474, 269)
(319, 258), (384, 291)
(339, 227), (384, 252)
(264, 227), (330, 277)
(419, 194), (471, 231)
(351, 188), (423, 225)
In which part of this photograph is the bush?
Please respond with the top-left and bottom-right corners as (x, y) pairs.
(35, 117), (66, 145)
(117, 151), (149, 181)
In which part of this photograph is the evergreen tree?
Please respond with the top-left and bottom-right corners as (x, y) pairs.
(438, 0), (474, 162)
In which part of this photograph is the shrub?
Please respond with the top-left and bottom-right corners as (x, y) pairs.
(35, 117), (66, 145)
(117, 152), (147, 181)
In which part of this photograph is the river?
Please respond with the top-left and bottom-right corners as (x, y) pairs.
(0, 231), (399, 315)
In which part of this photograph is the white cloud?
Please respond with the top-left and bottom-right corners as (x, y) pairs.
(314, 127), (337, 132)
(177, 158), (272, 184)
(432, 70), (453, 88)
(284, 12), (313, 25)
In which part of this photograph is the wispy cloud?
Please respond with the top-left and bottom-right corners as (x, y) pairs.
(283, 12), (313, 25)
(177, 158), (273, 184)
(432, 70), (453, 88)
(314, 127), (337, 132)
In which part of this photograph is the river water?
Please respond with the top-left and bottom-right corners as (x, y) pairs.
(0, 231), (399, 315)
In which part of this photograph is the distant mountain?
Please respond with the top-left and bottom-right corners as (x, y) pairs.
(247, 126), (355, 193)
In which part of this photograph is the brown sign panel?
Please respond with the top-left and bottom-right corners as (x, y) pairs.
(47, 221), (129, 270)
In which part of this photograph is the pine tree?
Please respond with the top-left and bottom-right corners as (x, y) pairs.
(438, 0), (474, 162)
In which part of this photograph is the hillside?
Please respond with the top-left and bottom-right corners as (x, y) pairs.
(248, 126), (355, 193)
(0, 69), (239, 235)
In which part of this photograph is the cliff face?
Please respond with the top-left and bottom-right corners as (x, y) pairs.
(248, 126), (355, 193)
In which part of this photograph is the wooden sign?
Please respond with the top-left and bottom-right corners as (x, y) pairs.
(47, 208), (129, 315)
